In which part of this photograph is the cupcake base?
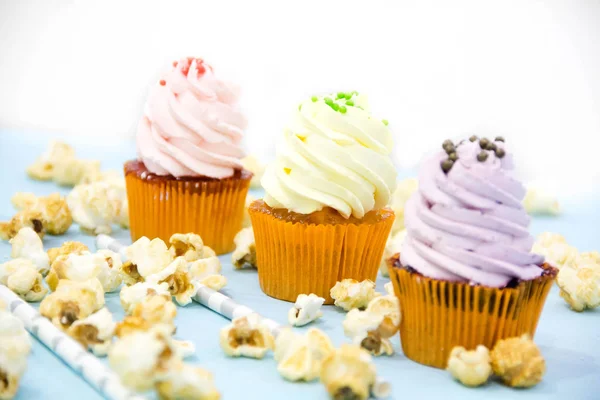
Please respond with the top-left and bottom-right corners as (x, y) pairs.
(387, 254), (557, 369)
(249, 200), (394, 303)
(124, 160), (252, 255)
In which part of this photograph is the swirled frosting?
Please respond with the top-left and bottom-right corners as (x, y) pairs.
(401, 138), (545, 287)
(261, 92), (397, 219)
(136, 57), (247, 179)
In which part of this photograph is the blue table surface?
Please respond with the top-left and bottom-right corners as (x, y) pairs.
(0, 129), (599, 400)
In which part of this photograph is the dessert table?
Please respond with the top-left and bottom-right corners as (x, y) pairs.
(1, 129), (599, 400)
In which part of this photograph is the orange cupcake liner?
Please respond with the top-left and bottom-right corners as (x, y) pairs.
(249, 202), (394, 304)
(125, 168), (251, 255)
(386, 254), (556, 369)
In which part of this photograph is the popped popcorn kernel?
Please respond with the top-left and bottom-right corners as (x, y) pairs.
(330, 279), (380, 311)
(188, 256), (226, 291)
(147, 257), (196, 306)
(7, 265), (48, 302)
(109, 326), (182, 391)
(446, 345), (492, 387)
(0, 259), (33, 285)
(365, 295), (400, 338)
(10, 227), (50, 275)
(379, 229), (406, 277)
(0, 310), (32, 400)
(68, 308), (116, 356)
(275, 328), (334, 382)
(531, 232), (579, 269)
(390, 178), (418, 234)
(11, 192), (38, 210)
(320, 345), (377, 400)
(119, 281), (171, 314)
(122, 237), (173, 284)
(169, 233), (205, 262)
(383, 282), (394, 296)
(130, 292), (177, 332)
(39, 278), (104, 330)
(523, 186), (560, 216)
(231, 227), (256, 269)
(115, 316), (152, 338)
(46, 251), (103, 292)
(219, 314), (274, 359)
(557, 262), (600, 312)
(67, 182), (117, 235)
(287, 293), (325, 327)
(53, 159), (101, 187)
(11, 193), (72, 236)
(94, 249), (123, 293)
(490, 334), (546, 388)
(0, 209), (45, 241)
(155, 363), (220, 400)
(342, 309), (393, 357)
(241, 155), (265, 189)
(26, 140), (75, 181)
(47, 241), (89, 265)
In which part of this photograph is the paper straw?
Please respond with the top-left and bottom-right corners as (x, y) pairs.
(95, 234), (391, 399)
(0, 285), (146, 400)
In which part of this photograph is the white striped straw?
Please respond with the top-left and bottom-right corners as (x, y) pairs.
(0, 285), (146, 400)
(95, 234), (390, 399)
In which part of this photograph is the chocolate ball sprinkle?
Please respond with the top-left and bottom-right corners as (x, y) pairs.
(441, 159), (454, 173)
(495, 136), (505, 142)
(448, 152), (458, 161)
(469, 135), (478, 142)
(479, 138), (490, 149)
(477, 151), (489, 162)
(486, 142), (497, 151)
(495, 147), (506, 158)
(442, 139), (454, 148)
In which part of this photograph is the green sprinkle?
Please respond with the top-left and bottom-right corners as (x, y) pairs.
(311, 96), (318, 102)
(345, 100), (354, 106)
(344, 93), (352, 100)
(382, 119), (389, 126)
(337, 92), (346, 99)
(298, 104), (302, 111)
(331, 103), (340, 111)
(324, 97), (333, 105)
(340, 106), (347, 114)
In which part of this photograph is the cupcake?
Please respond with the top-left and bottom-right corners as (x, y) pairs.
(249, 92), (397, 303)
(387, 136), (557, 369)
(125, 57), (252, 254)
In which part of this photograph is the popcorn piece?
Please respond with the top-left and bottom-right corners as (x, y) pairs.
(155, 363), (220, 400)
(128, 291), (177, 333)
(26, 140), (75, 181)
(188, 257), (227, 291)
(10, 227), (50, 275)
(104, 178), (129, 229)
(11, 192), (38, 210)
(109, 326), (182, 391)
(219, 314), (274, 359)
(384, 282), (394, 296)
(39, 278), (105, 330)
(67, 182), (118, 235)
(523, 186), (560, 216)
(320, 345), (377, 400)
(120, 281), (171, 314)
(122, 236), (173, 285)
(147, 257), (196, 306)
(330, 279), (380, 311)
(68, 308), (116, 356)
(47, 241), (89, 265)
(531, 232), (579, 269)
(288, 293), (325, 327)
(343, 309), (393, 357)
(0, 310), (32, 400)
(79, 169), (121, 185)
(93, 250), (123, 292)
(115, 316), (153, 338)
(169, 233), (205, 262)
(390, 178), (418, 234)
(447, 345), (492, 387)
(11, 192), (73, 235)
(365, 295), (401, 338)
(0, 209), (45, 241)
(0, 259), (32, 285)
(557, 259), (600, 312)
(275, 328), (334, 382)
(172, 340), (196, 360)
(7, 264), (48, 302)
(490, 334), (546, 388)
(231, 227), (256, 269)
(242, 194), (255, 228)
(53, 159), (101, 187)
(46, 251), (103, 292)
(241, 155), (265, 189)
(379, 229), (406, 277)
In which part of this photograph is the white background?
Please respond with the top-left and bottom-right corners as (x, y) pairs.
(1, 0), (599, 195)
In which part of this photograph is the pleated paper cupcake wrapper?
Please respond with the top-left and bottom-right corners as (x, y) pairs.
(125, 172), (251, 255)
(249, 208), (394, 304)
(387, 257), (556, 369)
